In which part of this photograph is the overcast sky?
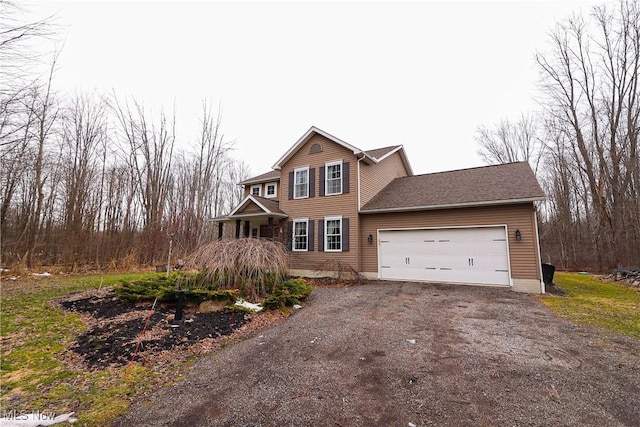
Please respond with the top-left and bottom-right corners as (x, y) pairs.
(30, 0), (610, 176)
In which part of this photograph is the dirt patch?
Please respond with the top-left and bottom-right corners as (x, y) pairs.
(115, 281), (640, 427)
(57, 288), (249, 369)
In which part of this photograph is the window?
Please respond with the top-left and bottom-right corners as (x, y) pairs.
(265, 182), (277, 198)
(251, 228), (258, 238)
(325, 216), (342, 252)
(309, 143), (322, 154)
(294, 167), (309, 199)
(293, 219), (308, 251)
(325, 161), (342, 195)
(250, 185), (261, 197)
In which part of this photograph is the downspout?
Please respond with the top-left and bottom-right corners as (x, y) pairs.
(357, 155), (364, 210)
(356, 154), (366, 273)
(533, 203), (545, 294)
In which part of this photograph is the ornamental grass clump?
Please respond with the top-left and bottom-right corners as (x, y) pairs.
(187, 238), (290, 300)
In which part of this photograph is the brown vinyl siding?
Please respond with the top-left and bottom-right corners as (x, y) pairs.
(237, 202), (263, 214)
(280, 134), (359, 271)
(359, 203), (541, 280)
(360, 151), (410, 207)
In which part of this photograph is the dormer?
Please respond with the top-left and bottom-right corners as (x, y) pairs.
(240, 171), (281, 200)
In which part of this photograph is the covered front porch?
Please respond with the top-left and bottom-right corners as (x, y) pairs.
(214, 195), (289, 243)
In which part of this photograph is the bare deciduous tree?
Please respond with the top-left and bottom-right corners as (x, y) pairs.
(479, 1), (640, 270)
(476, 113), (546, 173)
(536, 1), (640, 269)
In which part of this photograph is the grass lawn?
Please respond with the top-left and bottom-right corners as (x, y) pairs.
(540, 272), (640, 340)
(1, 273), (157, 425)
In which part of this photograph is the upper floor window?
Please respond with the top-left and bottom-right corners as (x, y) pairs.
(294, 167), (309, 199)
(265, 182), (277, 198)
(325, 216), (342, 252)
(250, 185), (261, 197)
(293, 219), (308, 251)
(325, 161), (342, 195)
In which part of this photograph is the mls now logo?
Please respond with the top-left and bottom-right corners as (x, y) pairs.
(0, 410), (77, 426)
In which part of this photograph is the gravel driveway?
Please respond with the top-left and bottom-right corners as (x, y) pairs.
(115, 281), (640, 426)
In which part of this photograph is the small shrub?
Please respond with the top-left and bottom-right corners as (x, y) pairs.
(224, 304), (257, 314)
(262, 278), (313, 310)
(316, 259), (364, 285)
(115, 272), (237, 304)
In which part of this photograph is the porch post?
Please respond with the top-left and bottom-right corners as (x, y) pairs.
(235, 219), (241, 238)
(218, 222), (223, 240)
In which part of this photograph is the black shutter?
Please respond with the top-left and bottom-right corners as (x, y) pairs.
(318, 219), (324, 252)
(343, 162), (350, 194)
(309, 168), (315, 198)
(319, 166), (325, 196)
(287, 221), (293, 251)
(288, 172), (294, 200)
(308, 220), (315, 251)
(342, 218), (350, 252)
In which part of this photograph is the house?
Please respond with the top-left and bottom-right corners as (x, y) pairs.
(216, 126), (546, 293)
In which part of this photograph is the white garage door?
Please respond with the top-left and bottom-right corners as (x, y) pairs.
(378, 227), (510, 286)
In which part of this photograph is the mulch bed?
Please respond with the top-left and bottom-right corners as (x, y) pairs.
(57, 288), (250, 370)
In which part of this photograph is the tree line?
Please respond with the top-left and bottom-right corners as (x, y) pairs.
(4, 1), (638, 273)
(477, 0), (640, 271)
(1, 87), (249, 269)
(0, 3), (248, 270)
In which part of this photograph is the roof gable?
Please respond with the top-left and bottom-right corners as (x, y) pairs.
(228, 195), (287, 217)
(271, 126), (413, 174)
(272, 126), (364, 170)
(361, 162), (545, 212)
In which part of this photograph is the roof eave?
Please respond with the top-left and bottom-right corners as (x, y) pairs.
(225, 212), (288, 220)
(359, 196), (546, 214)
(372, 145), (401, 163)
(240, 176), (280, 186)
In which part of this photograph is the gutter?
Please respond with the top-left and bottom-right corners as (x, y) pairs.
(359, 197), (546, 214)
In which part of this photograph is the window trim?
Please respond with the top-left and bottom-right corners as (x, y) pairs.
(324, 216), (342, 252)
(250, 185), (261, 197)
(293, 167), (309, 199)
(265, 181), (277, 198)
(293, 218), (309, 251)
(325, 160), (343, 196)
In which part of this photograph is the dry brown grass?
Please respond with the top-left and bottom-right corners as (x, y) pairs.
(187, 238), (289, 300)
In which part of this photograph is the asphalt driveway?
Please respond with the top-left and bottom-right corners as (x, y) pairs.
(116, 281), (640, 426)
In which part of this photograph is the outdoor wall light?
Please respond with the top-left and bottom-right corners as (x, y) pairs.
(368, 234), (373, 244)
(515, 229), (522, 241)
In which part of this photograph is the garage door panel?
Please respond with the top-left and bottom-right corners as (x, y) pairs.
(380, 265), (433, 280)
(473, 254), (509, 270)
(378, 227), (510, 286)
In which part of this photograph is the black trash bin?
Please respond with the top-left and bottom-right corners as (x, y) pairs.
(542, 263), (555, 285)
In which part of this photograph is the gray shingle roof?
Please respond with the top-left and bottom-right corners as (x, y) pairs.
(364, 145), (401, 160)
(361, 162), (545, 212)
(252, 196), (286, 215)
(240, 170), (281, 185)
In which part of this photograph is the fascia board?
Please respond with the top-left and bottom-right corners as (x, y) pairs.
(359, 197), (546, 214)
